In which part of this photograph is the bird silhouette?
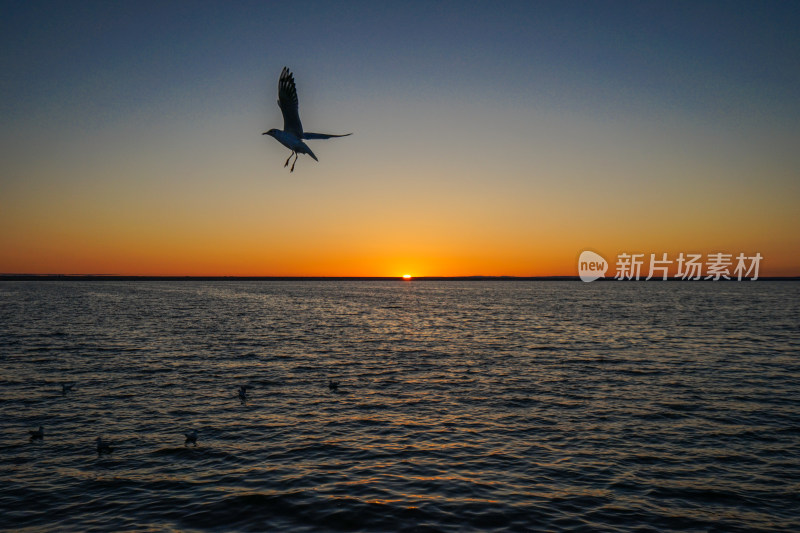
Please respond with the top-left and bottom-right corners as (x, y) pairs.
(184, 429), (198, 447)
(263, 67), (351, 172)
(29, 426), (44, 440)
(96, 437), (113, 454)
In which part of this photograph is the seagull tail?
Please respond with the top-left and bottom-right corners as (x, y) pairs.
(306, 147), (319, 162)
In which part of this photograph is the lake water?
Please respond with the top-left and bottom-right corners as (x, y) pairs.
(1, 280), (798, 532)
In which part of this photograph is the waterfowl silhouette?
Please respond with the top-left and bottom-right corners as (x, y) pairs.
(184, 429), (198, 447)
(96, 437), (113, 454)
(328, 380), (339, 392)
(29, 426), (44, 440)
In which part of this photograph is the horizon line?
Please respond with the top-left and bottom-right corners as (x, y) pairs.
(2, 274), (799, 282)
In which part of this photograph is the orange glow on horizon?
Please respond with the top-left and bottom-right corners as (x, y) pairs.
(1, 166), (797, 277)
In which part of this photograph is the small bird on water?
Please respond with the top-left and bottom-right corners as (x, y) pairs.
(96, 437), (113, 454)
(29, 426), (44, 440)
(328, 380), (339, 392)
(238, 385), (248, 403)
(184, 429), (198, 447)
(262, 67), (351, 172)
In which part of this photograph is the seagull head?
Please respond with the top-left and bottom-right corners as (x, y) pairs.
(262, 128), (278, 137)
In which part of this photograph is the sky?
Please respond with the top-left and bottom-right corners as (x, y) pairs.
(1, 0), (798, 277)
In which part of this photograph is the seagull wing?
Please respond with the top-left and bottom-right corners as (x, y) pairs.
(303, 132), (352, 140)
(278, 67), (303, 138)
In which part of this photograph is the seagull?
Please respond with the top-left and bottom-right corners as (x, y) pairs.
(29, 426), (44, 440)
(238, 385), (248, 403)
(262, 67), (351, 172)
(184, 429), (198, 447)
(96, 436), (113, 454)
(328, 380), (339, 392)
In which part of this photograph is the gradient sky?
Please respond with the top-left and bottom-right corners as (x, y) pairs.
(2, 1), (798, 276)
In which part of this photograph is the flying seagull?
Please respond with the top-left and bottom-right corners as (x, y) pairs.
(262, 67), (351, 172)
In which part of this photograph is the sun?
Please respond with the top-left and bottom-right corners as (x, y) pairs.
(402, 274), (412, 280)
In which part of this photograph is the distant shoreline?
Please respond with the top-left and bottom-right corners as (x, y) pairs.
(1, 275), (798, 281)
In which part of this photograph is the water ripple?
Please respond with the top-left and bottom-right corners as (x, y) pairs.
(0, 280), (798, 531)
